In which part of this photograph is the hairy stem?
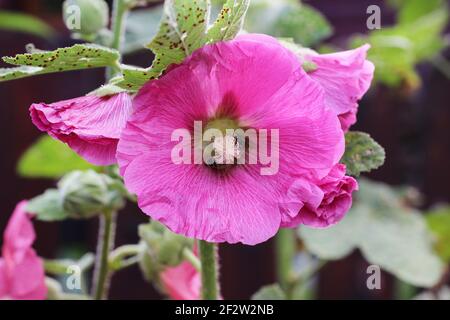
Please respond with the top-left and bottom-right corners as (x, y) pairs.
(276, 228), (296, 295)
(199, 240), (219, 300)
(91, 210), (117, 300)
(107, 0), (128, 78)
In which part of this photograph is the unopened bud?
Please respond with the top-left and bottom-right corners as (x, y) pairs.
(63, 0), (109, 36)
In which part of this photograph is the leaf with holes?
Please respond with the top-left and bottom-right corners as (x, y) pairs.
(341, 131), (385, 176)
(0, 43), (120, 82)
(207, 0), (250, 42)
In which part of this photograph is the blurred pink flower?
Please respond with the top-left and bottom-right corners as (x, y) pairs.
(160, 260), (201, 300)
(0, 201), (47, 300)
(30, 92), (133, 165)
(282, 164), (358, 228)
(117, 34), (345, 245)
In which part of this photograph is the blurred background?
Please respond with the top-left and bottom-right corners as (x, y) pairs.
(0, 0), (449, 299)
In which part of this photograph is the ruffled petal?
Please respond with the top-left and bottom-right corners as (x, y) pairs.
(30, 93), (133, 165)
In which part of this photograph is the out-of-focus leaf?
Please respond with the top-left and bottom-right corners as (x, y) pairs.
(0, 11), (55, 38)
(394, 0), (444, 24)
(414, 286), (450, 300)
(122, 5), (163, 54)
(207, 0), (250, 42)
(27, 189), (69, 221)
(426, 207), (450, 263)
(0, 43), (120, 82)
(351, 2), (448, 88)
(252, 284), (287, 300)
(341, 132), (385, 177)
(299, 179), (445, 288)
(17, 136), (96, 179)
(245, 0), (332, 47)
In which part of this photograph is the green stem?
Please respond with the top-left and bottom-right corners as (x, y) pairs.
(183, 247), (202, 272)
(107, 0), (128, 78)
(91, 210), (117, 300)
(275, 228), (296, 294)
(199, 240), (219, 300)
(109, 244), (143, 271)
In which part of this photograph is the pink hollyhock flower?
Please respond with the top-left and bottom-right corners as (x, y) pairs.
(282, 164), (358, 228)
(30, 92), (133, 165)
(0, 201), (47, 300)
(160, 260), (201, 300)
(303, 45), (375, 131)
(237, 34), (374, 131)
(117, 34), (346, 245)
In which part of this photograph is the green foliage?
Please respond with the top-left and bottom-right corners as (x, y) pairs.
(63, 0), (109, 36)
(351, 0), (448, 88)
(341, 132), (385, 177)
(299, 179), (445, 288)
(207, 0), (250, 42)
(0, 43), (120, 82)
(245, 0), (332, 47)
(123, 5), (163, 54)
(0, 10), (55, 38)
(426, 207), (450, 263)
(27, 170), (128, 221)
(252, 284), (287, 300)
(27, 189), (69, 221)
(17, 136), (97, 179)
(116, 0), (250, 91)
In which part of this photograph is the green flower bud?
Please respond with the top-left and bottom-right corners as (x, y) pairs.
(138, 221), (194, 278)
(58, 170), (124, 219)
(63, 0), (109, 36)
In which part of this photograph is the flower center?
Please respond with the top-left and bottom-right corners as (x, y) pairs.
(203, 117), (242, 171)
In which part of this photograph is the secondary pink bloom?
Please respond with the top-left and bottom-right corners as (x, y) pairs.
(0, 201), (47, 300)
(237, 34), (374, 131)
(117, 34), (345, 245)
(160, 260), (201, 300)
(282, 164), (358, 228)
(30, 93), (133, 165)
(302, 45), (375, 131)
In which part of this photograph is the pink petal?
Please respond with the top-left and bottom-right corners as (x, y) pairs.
(30, 93), (133, 165)
(305, 45), (375, 131)
(160, 261), (201, 300)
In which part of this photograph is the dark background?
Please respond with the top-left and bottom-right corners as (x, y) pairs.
(0, 0), (449, 299)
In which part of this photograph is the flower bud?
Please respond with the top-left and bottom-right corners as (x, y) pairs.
(63, 0), (109, 36)
(58, 170), (124, 219)
(138, 221), (194, 281)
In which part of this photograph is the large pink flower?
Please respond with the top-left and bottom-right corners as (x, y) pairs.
(302, 45), (374, 131)
(0, 201), (47, 300)
(30, 92), (133, 165)
(160, 260), (201, 300)
(117, 35), (346, 245)
(282, 164), (358, 228)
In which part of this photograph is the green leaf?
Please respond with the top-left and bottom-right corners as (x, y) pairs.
(0, 43), (120, 82)
(245, 0), (332, 47)
(117, 0), (250, 91)
(426, 207), (450, 263)
(299, 179), (445, 288)
(341, 132), (385, 177)
(18, 136), (97, 179)
(27, 189), (69, 221)
(207, 0), (250, 42)
(252, 284), (287, 300)
(396, 0), (444, 24)
(0, 11), (55, 38)
(123, 6), (164, 54)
